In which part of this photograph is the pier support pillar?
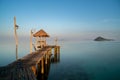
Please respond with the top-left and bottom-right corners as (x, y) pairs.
(57, 46), (60, 62)
(37, 62), (41, 75)
(53, 46), (60, 63)
(48, 51), (50, 59)
(45, 54), (48, 64)
(57, 46), (60, 54)
(48, 49), (52, 57)
(31, 66), (37, 76)
(41, 57), (44, 74)
(54, 47), (57, 62)
(54, 47), (57, 54)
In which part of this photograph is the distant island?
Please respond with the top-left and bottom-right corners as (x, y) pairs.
(94, 36), (114, 41)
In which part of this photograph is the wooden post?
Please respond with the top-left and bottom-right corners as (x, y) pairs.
(41, 57), (44, 74)
(58, 51), (60, 62)
(40, 37), (42, 49)
(54, 47), (57, 62)
(44, 37), (46, 46)
(31, 66), (37, 76)
(55, 37), (58, 46)
(54, 47), (57, 54)
(14, 16), (18, 60)
(57, 46), (60, 54)
(14, 16), (18, 47)
(45, 54), (48, 64)
(48, 49), (52, 57)
(16, 45), (18, 60)
(56, 47), (58, 53)
(54, 46), (60, 62)
(58, 46), (60, 53)
(47, 50), (50, 60)
(57, 46), (60, 62)
(30, 30), (33, 53)
(35, 37), (38, 50)
(37, 62), (41, 75)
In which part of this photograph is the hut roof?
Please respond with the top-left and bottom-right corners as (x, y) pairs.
(33, 29), (50, 37)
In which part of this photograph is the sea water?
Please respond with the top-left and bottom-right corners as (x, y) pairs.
(0, 41), (120, 80)
(48, 41), (120, 80)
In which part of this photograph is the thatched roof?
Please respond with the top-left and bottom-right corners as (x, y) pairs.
(33, 29), (50, 37)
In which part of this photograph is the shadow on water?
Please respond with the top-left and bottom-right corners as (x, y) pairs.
(35, 51), (60, 80)
(35, 55), (90, 80)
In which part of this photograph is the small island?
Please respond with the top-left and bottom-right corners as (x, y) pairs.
(94, 36), (114, 41)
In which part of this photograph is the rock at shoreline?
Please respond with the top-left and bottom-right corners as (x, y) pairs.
(94, 36), (114, 41)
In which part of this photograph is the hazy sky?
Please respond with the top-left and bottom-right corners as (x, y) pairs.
(0, 0), (120, 41)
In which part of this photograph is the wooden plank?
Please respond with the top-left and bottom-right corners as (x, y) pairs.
(0, 46), (57, 80)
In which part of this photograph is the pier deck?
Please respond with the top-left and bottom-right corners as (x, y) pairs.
(0, 45), (60, 80)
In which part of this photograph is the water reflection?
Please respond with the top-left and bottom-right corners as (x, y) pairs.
(51, 52), (60, 63)
(51, 46), (60, 63)
(36, 58), (51, 80)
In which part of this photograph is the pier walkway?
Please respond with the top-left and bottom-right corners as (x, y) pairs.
(0, 45), (60, 80)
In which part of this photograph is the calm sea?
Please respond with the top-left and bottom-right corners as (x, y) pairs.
(0, 41), (120, 80)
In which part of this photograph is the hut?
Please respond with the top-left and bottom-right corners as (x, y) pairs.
(33, 29), (49, 50)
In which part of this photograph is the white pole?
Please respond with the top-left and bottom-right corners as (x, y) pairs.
(30, 30), (33, 53)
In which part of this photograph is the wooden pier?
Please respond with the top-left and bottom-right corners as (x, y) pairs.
(0, 46), (60, 80)
(0, 17), (60, 80)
